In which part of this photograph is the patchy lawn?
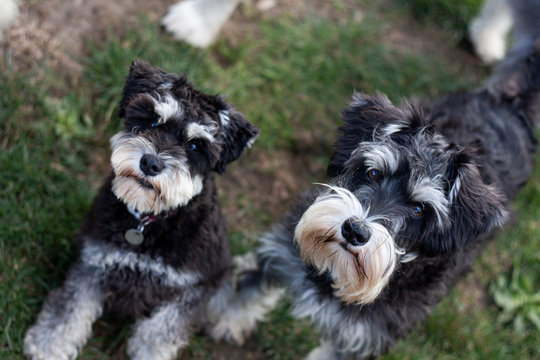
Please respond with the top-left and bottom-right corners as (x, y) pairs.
(1, 0), (538, 359)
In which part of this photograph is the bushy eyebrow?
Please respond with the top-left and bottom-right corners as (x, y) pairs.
(353, 143), (401, 174)
(185, 122), (218, 143)
(408, 176), (449, 226)
(152, 93), (183, 124)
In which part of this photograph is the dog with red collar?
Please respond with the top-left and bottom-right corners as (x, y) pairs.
(24, 60), (259, 360)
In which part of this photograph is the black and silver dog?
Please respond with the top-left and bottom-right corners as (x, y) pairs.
(23, 60), (259, 360)
(212, 2), (540, 359)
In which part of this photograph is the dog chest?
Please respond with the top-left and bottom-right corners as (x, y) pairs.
(81, 242), (202, 317)
(101, 266), (192, 318)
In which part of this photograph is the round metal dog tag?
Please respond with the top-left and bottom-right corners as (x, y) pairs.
(125, 229), (144, 245)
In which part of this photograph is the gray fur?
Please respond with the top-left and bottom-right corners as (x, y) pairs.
(24, 264), (103, 360)
(214, 5), (540, 358)
(24, 60), (258, 360)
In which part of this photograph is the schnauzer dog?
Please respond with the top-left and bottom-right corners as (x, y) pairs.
(212, 8), (540, 360)
(23, 60), (259, 360)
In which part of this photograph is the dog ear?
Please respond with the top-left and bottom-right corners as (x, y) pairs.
(214, 107), (259, 174)
(422, 148), (508, 256)
(118, 59), (179, 119)
(328, 92), (409, 177)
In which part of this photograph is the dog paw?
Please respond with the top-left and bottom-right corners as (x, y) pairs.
(305, 341), (338, 360)
(161, 0), (240, 48)
(210, 286), (285, 345)
(127, 339), (185, 360)
(127, 325), (188, 360)
(23, 326), (78, 360)
(0, 0), (19, 38)
(469, 0), (513, 64)
(210, 314), (253, 345)
(470, 23), (508, 64)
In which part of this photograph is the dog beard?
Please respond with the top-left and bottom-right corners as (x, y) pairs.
(294, 186), (403, 304)
(110, 132), (203, 214)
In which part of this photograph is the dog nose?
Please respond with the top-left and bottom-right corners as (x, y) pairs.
(341, 218), (371, 246)
(140, 154), (164, 176)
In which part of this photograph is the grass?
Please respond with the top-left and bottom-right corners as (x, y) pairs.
(0, 72), (96, 359)
(1, 2), (538, 359)
(397, 0), (484, 40)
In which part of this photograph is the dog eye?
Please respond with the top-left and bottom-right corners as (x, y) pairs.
(187, 140), (202, 152)
(410, 203), (425, 217)
(367, 169), (381, 181)
(151, 121), (158, 128)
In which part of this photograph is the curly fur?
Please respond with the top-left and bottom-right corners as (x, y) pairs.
(213, 9), (540, 359)
(24, 60), (259, 360)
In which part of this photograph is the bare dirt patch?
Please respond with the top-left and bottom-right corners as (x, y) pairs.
(217, 149), (327, 234)
(2, 0), (479, 78)
(3, 0), (170, 75)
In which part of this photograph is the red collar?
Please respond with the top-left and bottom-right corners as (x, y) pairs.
(127, 207), (178, 227)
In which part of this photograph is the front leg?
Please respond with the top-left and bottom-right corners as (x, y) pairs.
(24, 263), (104, 360)
(209, 252), (285, 345)
(127, 290), (203, 360)
(306, 333), (378, 360)
(306, 341), (341, 360)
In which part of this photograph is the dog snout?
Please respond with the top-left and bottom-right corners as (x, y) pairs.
(140, 154), (165, 176)
(341, 218), (371, 246)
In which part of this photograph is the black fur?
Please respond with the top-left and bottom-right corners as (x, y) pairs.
(231, 24), (540, 360)
(121, 60), (258, 174)
(78, 174), (229, 318)
(24, 60), (258, 360)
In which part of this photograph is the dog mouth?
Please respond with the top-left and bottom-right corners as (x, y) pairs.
(339, 241), (362, 256)
(137, 178), (154, 189)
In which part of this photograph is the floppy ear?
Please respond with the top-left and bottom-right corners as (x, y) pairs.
(214, 107), (259, 174)
(328, 92), (411, 178)
(421, 148), (508, 256)
(118, 59), (179, 119)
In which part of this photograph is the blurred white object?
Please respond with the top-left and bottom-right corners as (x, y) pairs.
(0, 0), (19, 38)
(162, 0), (241, 48)
(469, 0), (513, 64)
(256, 0), (276, 12)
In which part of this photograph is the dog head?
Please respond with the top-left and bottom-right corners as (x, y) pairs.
(110, 60), (259, 215)
(295, 92), (507, 305)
